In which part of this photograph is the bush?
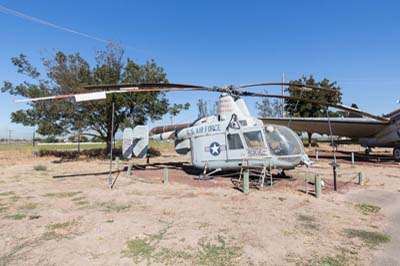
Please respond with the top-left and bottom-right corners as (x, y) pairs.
(148, 147), (161, 157)
(34, 165), (47, 171)
(38, 150), (80, 159)
(38, 148), (122, 159)
(38, 147), (162, 159)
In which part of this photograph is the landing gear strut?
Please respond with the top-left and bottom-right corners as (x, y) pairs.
(393, 146), (400, 162)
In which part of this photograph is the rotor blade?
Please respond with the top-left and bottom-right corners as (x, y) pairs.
(238, 82), (339, 93)
(82, 83), (208, 90)
(14, 93), (76, 103)
(13, 84), (210, 103)
(240, 91), (389, 122)
(14, 90), (122, 103)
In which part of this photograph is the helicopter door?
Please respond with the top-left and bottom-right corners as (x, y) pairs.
(226, 133), (245, 161)
(192, 133), (227, 164)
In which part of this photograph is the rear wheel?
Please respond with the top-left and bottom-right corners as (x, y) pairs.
(394, 146), (400, 162)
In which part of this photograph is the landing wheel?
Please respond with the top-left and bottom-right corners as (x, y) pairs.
(393, 146), (400, 162)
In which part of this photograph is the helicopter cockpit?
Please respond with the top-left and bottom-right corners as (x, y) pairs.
(222, 123), (306, 170)
(263, 125), (303, 156)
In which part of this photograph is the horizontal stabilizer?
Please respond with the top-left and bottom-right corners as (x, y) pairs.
(122, 128), (134, 159)
(122, 126), (149, 159)
(132, 126), (148, 158)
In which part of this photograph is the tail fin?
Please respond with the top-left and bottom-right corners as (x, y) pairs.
(385, 108), (400, 120)
(122, 126), (149, 159)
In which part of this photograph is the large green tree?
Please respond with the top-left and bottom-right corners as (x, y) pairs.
(2, 43), (188, 151)
(285, 75), (342, 146)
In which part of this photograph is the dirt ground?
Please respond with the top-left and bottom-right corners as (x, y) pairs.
(0, 145), (399, 266)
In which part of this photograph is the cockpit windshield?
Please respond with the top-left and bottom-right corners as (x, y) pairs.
(243, 130), (265, 148)
(264, 125), (303, 156)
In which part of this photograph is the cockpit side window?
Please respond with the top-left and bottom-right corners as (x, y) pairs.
(227, 133), (244, 150)
(243, 131), (265, 148)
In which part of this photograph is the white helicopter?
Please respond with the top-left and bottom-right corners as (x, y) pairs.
(124, 92), (310, 174)
(15, 82), (366, 176)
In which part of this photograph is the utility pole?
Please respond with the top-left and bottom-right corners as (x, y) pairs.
(8, 129), (13, 144)
(281, 72), (285, 117)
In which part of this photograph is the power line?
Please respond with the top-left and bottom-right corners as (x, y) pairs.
(0, 4), (149, 55)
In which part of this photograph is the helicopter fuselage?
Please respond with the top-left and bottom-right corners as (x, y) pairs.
(147, 94), (310, 171)
(174, 115), (308, 171)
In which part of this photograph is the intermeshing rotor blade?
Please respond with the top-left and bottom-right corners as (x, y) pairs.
(240, 91), (389, 122)
(82, 83), (208, 90)
(14, 90), (120, 103)
(13, 84), (211, 103)
(238, 82), (339, 93)
(13, 82), (385, 123)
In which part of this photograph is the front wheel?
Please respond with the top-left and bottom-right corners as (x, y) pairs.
(393, 146), (400, 162)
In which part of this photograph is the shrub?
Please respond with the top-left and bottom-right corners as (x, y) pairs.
(33, 165), (47, 171)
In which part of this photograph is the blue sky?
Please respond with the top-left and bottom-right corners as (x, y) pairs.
(1, 0), (400, 138)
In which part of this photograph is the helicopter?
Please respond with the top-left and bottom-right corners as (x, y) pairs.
(124, 92), (310, 175)
(15, 82), (369, 177)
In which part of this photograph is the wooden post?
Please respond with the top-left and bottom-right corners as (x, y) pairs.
(358, 172), (365, 185)
(243, 170), (250, 194)
(315, 148), (319, 161)
(351, 152), (355, 165)
(127, 163), (132, 177)
(315, 174), (322, 198)
(163, 167), (169, 184)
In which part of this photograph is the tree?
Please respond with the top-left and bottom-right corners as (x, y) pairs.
(255, 90), (282, 117)
(285, 75), (342, 146)
(197, 99), (217, 118)
(1, 43), (189, 152)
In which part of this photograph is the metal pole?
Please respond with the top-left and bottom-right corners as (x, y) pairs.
(32, 131), (36, 157)
(77, 131), (81, 154)
(281, 72), (285, 117)
(333, 165), (337, 191)
(326, 108), (338, 191)
(108, 102), (115, 189)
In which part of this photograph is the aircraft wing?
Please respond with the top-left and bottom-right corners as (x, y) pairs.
(260, 117), (389, 138)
